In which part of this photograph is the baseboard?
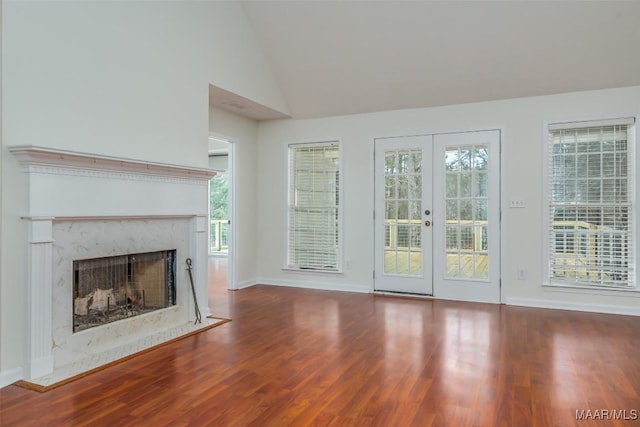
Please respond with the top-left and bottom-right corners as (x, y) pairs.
(235, 279), (258, 290)
(505, 297), (640, 317)
(0, 367), (24, 389)
(257, 278), (370, 294)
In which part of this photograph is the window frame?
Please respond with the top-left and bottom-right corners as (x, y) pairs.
(285, 140), (343, 273)
(542, 116), (638, 293)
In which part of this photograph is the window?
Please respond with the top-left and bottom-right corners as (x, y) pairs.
(546, 118), (636, 289)
(209, 171), (229, 254)
(287, 141), (341, 271)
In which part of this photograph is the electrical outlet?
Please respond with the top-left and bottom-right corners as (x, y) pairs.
(509, 197), (526, 208)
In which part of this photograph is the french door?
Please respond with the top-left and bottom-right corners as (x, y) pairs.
(374, 130), (501, 303)
(374, 135), (433, 294)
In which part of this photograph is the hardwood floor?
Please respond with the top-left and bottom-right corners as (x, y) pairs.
(2, 266), (640, 426)
(208, 256), (230, 318)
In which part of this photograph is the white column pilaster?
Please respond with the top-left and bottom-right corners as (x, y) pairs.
(27, 217), (54, 379)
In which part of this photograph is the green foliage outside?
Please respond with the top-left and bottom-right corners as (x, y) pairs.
(210, 173), (228, 220)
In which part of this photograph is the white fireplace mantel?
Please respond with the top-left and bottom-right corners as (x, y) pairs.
(10, 145), (216, 218)
(9, 145), (215, 180)
(11, 145), (215, 381)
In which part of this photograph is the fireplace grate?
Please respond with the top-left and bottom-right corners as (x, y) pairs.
(73, 250), (176, 332)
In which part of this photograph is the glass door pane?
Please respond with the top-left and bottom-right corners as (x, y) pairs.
(444, 145), (489, 279)
(384, 149), (423, 276)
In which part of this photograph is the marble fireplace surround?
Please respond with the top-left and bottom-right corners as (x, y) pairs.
(10, 146), (215, 381)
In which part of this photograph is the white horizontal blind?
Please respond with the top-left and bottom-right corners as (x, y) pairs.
(288, 142), (340, 271)
(547, 120), (635, 288)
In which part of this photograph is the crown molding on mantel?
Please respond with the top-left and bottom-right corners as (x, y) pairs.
(9, 145), (216, 180)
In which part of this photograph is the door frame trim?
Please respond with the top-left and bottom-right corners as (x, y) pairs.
(208, 133), (237, 291)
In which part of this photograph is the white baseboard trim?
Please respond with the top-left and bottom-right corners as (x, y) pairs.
(235, 279), (258, 290)
(505, 297), (640, 317)
(0, 367), (24, 389)
(257, 278), (370, 294)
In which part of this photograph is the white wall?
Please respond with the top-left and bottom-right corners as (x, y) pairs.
(0, 0), (286, 386)
(208, 155), (229, 171)
(2, 1), (287, 165)
(256, 86), (640, 313)
(209, 107), (259, 288)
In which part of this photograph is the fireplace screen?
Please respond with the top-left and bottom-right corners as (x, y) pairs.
(73, 250), (177, 332)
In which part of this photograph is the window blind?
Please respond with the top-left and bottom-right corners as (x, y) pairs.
(288, 142), (340, 271)
(547, 119), (635, 288)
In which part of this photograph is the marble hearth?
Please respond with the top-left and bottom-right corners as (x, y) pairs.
(11, 146), (215, 381)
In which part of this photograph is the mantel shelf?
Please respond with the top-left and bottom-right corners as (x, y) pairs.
(9, 145), (216, 180)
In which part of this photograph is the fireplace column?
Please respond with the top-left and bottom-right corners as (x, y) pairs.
(26, 217), (54, 379)
(191, 215), (212, 319)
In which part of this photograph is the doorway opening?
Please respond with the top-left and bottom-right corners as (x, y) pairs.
(208, 136), (235, 292)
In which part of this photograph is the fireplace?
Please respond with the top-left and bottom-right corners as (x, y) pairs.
(73, 250), (177, 332)
(10, 145), (215, 380)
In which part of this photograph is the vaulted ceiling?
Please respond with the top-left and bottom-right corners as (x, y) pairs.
(236, 1), (640, 120)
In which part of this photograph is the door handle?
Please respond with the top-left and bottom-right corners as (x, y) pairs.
(424, 220), (431, 227)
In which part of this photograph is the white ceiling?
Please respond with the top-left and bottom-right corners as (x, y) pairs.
(238, 0), (640, 120)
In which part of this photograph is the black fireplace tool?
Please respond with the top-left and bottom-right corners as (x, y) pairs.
(185, 258), (202, 324)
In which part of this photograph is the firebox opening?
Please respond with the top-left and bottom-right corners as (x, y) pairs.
(73, 250), (177, 333)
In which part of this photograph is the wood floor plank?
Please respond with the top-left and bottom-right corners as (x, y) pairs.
(2, 263), (640, 426)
